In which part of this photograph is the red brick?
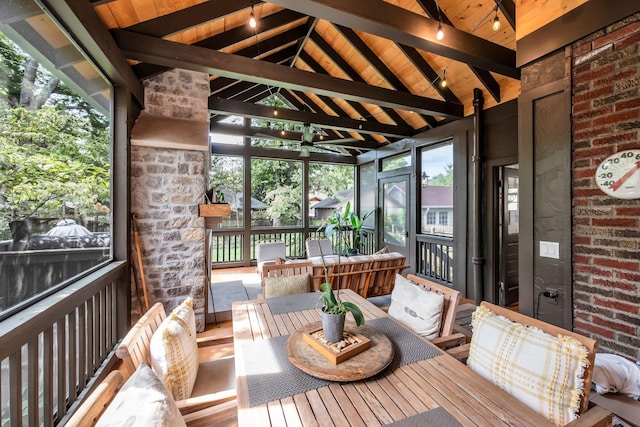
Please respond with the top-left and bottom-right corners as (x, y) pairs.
(593, 257), (639, 271)
(592, 315), (637, 335)
(572, 146), (612, 160)
(594, 22), (640, 49)
(574, 319), (616, 338)
(573, 168), (595, 179)
(573, 119), (592, 131)
(615, 31), (640, 49)
(574, 42), (593, 56)
(573, 198), (590, 206)
(615, 98), (640, 111)
(616, 271), (640, 282)
(616, 207), (640, 216)
(592, 277), (637, 292)
(573, 86), (614, 103)
(574, 62), (592, 76)
(594, 68), (637, 87)
(573, 254), (591, 264)
(592, 132), (637, 146)
(573, 188), (607, 198)
(573, 264), (614, 277)
(592, 218), (637, 227)
(574, 64), (616, 85)
(573, 101), (592, 113)
(593, 109), (639, 127)
(593, 296), (639, 314)
(573, 105), (612, 120)
(573, 236), (591, 245)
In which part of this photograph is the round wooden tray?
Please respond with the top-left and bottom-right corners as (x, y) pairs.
(286, 321), (394, 381)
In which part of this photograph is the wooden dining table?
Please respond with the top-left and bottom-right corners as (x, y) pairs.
(232, 289), (554, 427)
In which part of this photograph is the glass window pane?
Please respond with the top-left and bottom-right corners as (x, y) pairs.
(250, 158), (302, 227)
(308, 163), (354, 227)
(382, 180), (407, 246)
(420, 142), (453, 236)
(359, 163), (376, 228)
(209, 155), (244, 228)
(210, 116), (244, 145)
(381, 152), (411, 172)
(0, 30), (112, 316)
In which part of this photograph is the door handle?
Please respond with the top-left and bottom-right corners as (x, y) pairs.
(405, 231), (409, 237)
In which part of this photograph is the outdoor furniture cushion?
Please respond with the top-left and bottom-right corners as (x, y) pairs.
(149, 298), (199, 401)
(592, 353), (640, 399)
(305, 239), (334, 258)
(467, 305), (590, 426)
(263, 273), (311, 298)
(96, 363), (185, 427)
(388, 274), (444, 340)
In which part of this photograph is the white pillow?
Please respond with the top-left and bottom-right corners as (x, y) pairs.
(96, 363), (185, 427)
(149, 298), (198, 401)
(388, 274), (444, 340)
(467, 305), (590, 425)
(593, 353), (640, 399)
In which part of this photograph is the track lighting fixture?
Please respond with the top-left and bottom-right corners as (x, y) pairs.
(436, 22), (444, 40)
(249, 2), (257, 29)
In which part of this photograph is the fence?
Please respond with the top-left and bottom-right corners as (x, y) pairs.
(416, 234), (454, 284)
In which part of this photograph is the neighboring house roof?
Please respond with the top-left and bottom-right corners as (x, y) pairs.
(421, 186), (454, 207)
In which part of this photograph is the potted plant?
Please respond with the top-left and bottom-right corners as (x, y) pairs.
(317, 245), (364, 342)
(323, 202), (373, 255)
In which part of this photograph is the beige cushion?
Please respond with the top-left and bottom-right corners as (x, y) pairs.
(467, 305), (590, 425)
(388, 274), (444, 340)
(96, 363), (185, 427)
(263, 273), (311, 298)
(150, 298), (198, 401)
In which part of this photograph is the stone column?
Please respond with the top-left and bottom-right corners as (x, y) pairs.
(130, 69), (210, 331)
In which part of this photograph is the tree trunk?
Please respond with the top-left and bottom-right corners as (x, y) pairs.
(20, 57), (37, 108)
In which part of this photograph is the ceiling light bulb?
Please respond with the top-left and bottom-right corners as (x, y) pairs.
(436, 22), (444, 40)
(441, 71), (447, 88)
(281, 129), (285, 136)
(492, 15), (501, 31)
(249, 9), (256, 28)
(273, 107), (277, 116)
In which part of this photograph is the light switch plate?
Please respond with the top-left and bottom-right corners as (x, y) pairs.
(539, 241), (560, 259)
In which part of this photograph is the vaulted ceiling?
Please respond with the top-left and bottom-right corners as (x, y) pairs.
(3, 0), (533, 155)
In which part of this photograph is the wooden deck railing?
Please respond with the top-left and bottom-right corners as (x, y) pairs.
(416, 234), (454, 284)
(0, 262), (126, 426)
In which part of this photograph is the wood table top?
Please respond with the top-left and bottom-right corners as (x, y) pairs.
(232, 289), (554, 427)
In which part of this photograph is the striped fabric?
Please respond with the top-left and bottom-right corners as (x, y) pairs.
(149, 298), (199, 401)
(467, 305), (589, 426)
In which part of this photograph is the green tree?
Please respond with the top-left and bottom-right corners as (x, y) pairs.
(428, 163), (453, 186)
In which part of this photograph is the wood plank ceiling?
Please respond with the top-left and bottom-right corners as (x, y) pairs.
(95, 0), (522, 154)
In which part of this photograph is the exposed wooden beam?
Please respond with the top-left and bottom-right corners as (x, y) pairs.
(198, 9), (305, 51)
(114, 29), (464, 118)
(231, 26), (307, 58)
(124, 1), (259, 38)
(288, 17), (318, 68)
(0, 0), (42, 24)
(266, 0), (519, 79)
(414, 0), (503, 101)
(495, 0), (516, 30)
(211, 122), (378, 150)
(208, 97), (413, 138)
(40, 0), (144, 105)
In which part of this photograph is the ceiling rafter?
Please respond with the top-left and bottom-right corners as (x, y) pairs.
(208, 97), (412, 138)
(307, 31), (413, 130)
(123, 1), (260, 38)
(334, 25), (438, 128)
(265, 0), (519, 79)
(495, 0), (516, 30)
(113, 29), (464, 118)
(414, 0), (502, 102)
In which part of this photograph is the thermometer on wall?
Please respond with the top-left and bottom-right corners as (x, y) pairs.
(595, 149), (640, 199)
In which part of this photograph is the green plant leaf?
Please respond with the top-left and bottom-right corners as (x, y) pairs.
(341, 301), (364, 326)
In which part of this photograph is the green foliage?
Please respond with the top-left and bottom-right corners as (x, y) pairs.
(428, 163), (453, 186)
(251, 158), (302, 227)
(319, 282), (364, 326)
(323, 201), (373, 254)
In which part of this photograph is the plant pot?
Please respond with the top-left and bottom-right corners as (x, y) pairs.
(321, 310), (346, 342)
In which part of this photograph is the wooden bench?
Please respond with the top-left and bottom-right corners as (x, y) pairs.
(65, 303), (237, 426)
(266, 252), (409, 298)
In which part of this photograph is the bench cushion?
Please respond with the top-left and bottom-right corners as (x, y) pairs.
(388, 274), (444, 340)
(96, 363), (185, 427)
(263, 273), (311, 298)
(468, 305), (590, 425)
(150, 298), (199, 401)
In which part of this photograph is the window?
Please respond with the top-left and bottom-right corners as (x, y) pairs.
(0, 30), (112, 318)
(359, 163), (376, 228)
(308, 162), (354, 227)
(209, 155), (244, 228)
(381, 153), (411, 172)
(250, 158), (302, 227)
(420, 142), (453, 236)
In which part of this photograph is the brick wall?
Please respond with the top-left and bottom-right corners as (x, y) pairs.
(130, 69), (210, 330)
(572, 12), (640, 359)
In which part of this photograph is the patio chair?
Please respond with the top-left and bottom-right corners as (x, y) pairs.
(466, 302), (611, 426)
(256, 240), (286, 278)
(260, 261), (314, 298)
(305, 238), (334, 258)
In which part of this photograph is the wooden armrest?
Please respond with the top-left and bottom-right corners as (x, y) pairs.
(446, 343), (470, 362)
(176, 389), (237, 415)
(431, 333), (466, 349)
(182, 399), (237, 427)
(65, 370), (125, 427)
(564, 405), (612, 427)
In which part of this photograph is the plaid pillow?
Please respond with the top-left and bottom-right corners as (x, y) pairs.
(467, 305), (589, 426)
